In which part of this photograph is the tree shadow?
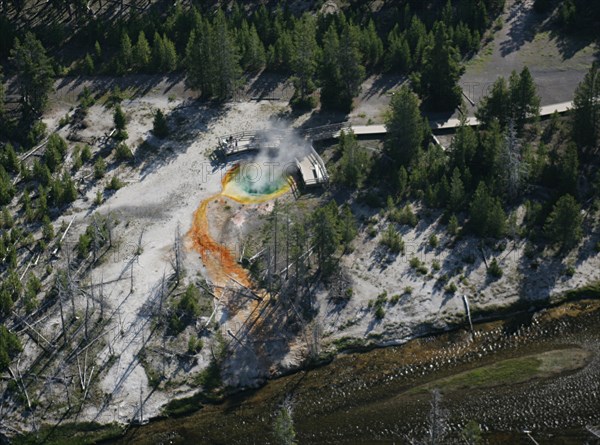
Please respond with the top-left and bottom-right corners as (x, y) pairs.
(368, 243), (399, 271)
(517, 245), (561, 304)
(360, 74), (406, 102)
(55, 73), (187, 103)
(574, 229), (600, 267)
(439, 236), (485, 278)
(498, 0), (541, 57)
(239, 71), (292, 102)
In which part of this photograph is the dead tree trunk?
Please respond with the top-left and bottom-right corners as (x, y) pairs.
(84, 286), (90, 341)
(172, 224), (184, 285)
(136, 228), (144, 257)
(58, 277), (68, 343)
(129, 261), (134, 294)
(106, 215), (113, 248)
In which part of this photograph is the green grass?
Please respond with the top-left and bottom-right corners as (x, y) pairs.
(562, 281), (600, 301)
(408, 348), (589, 395)
(13, 422), (124, 445)
(436, 356), (540, 391)
(162, 392), (207, 417)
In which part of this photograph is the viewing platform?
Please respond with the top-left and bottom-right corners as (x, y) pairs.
(215, 130), (329, 188)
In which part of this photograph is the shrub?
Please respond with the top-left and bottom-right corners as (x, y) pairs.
(367, 224), (377, 238)
(380, 224), (404, 253)
(432, 259), (441, 271)
(429, 234), (439, 248)
(374, 305), (385, 319)
(113, 105), (126, 130)
(404, 286), (413, 295)
(79, 86), (95, 108)
(152, 109), (169, 138)
(445, 282), (458, 293)
(390, 204), (418, 227)
(106, 175), (123, 190)
(344, 287), (353, 300)
(94, 157), (106, 179)
(187, 336), (203, 354)
(488, 258), (503, 278)
(544, 194), (582, 251)
(81, 144), (92, 162)
(0, 326), (22, 371)
(94, 190), (103, 205)
(115, 142), (133, 161)
(448, 214), (459, 235)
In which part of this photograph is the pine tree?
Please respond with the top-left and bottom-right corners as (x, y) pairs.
(153, 109), (168, 138)
(335, 130), (369, 188)
(119, 32), (133, 72)
(291, 13), (318, 106)
(2, 143), (20, 174)
(406, 16), (427, 67)
(113, 105), (127, 140)
(37, 185), (48, 220)
(152, 32), (165, 72)
(61, 171), (77, 204)
(384, 85), (425, 167)
(558, 142), (579, 196)
(185, 22), (216, 96)
(448, 167), (465, 211)
(0, 70), (5, 123)
(319, 24), (341, 110)
(474, 119), (504, 194)
(44, 144), (61, 173)
(0, 166), (15, 205)
(10, 32), (54, 117)
(571, 62), (599, 149)
(212, 10), (242, 99)
(360, 20), (383, 69)
(544, 194), (582, 250)
(469, 182), (506, 238)
(238, 21), (265, 72)
(162, 35), (178, 72)
(509, 67), (540, 131)
(254, 4), (272, 46)
(340, 204), (357, 247)
(476, 77), (511, 128)
(385, 30), (411, 73)
(133, 31), (151, 71)
(337, 20), (366, 111)
(450, 116), (477, 182)
(312, 202), (341, 276)
(83, 53), (94, 75)
(0, 326), (21, 371)
(419, 22), (463, 111)
(270, 30), (294, 72)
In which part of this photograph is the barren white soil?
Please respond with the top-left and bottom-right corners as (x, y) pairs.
(319, 205), (600, 346)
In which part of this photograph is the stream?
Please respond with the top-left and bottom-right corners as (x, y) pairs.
(113, 299), (600, 445)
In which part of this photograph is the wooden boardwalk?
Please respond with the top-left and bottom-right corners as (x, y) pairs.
(307, 100), (574, 141)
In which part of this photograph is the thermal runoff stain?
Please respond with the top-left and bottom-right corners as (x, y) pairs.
(189, 164), (291, 290)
